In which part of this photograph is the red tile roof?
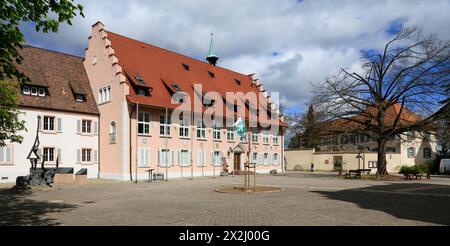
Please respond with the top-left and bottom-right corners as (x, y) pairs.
(15, 46), (99, 115)
(319, 103), (422, 134)
(106, 31), (284, 127)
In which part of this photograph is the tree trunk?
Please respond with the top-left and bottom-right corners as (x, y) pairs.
(376, 138), (388, 177)
(376, 109), (389, 177)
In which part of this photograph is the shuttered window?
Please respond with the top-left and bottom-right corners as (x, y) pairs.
(198, 150), (206, 167)
(158, 149), (173, 167)
(178, 150), (190, 166)
(0, 146), (13, 164)
(139, 148), (150, 167)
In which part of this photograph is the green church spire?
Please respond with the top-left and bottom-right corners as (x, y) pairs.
(206, 33), (219, 66)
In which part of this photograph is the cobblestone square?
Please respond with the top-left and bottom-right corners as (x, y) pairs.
(1, 172), (450, 226)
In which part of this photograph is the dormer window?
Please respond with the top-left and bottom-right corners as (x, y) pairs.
(138, 89), (146, 96)
(208, 71), (215, 78)
(235, 79), (241, 85)
(38, 88), (46, 97)
(75, 94), (85, 102)
(135, 75), (145, 85)
(23, 86), (30, 95)
(182, 63), (190, 71)
(23, 85), (47, 97)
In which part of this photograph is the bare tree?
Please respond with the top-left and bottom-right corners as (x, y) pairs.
(312, 28), (450, 176)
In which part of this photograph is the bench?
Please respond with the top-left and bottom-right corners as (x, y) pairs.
(344, 169), (372, 179)
(403, 173), (422, 180)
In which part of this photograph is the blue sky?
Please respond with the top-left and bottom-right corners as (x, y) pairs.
(21, 0), (450, 115)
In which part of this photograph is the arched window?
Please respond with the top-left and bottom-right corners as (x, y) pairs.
(109, 121), (116, 144)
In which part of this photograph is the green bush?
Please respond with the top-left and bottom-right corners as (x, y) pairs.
(333, 160), (342, 171)
(399, 165), (425, 175)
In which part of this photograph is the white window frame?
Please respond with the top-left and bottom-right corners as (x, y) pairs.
(252, 152), (259, 164)
(81, 148), (92, 163)
(38, 88), (46, 97)
(179, 117), (189, 138)
(31, 87), (38, 96)
(75, 94), (84, 102)
(43, 147), (55, 162)
(263, 131), (269, 144)
(263, 153), (269, 165)
(198, 149), (206, 167)
(179, 149), (190, 166)
(273, 136), (279, 145)
(196, 120), (206, 139)
(252, 132), (259, 143)
(213, 125), (221, 140)
(0, 146), (13, 165)
(368, 161), (377, 168)
(159, 149), (172, 167)
(139, 148), (150, 167)
(98, 85), (111, 104)
(159, 115), (171, 136)
(213, 151), (222, 166)
(138, 111), (150, 135)
(22, 86), (30, 95)
(43, 116), (55, 131)
(226, 127), (234, 141)
(82, 120), (92, 133)
(273, 153), (279, 165)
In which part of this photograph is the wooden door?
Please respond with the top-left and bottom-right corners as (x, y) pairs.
(234, 153), (241, 171)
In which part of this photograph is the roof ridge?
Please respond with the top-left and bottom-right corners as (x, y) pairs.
(105, 30), (252, 78)
(23, 45), (84, 60)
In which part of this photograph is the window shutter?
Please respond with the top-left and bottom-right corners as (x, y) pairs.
(158, 149), (161, 166)
(189, 150), (192, 166)
(146, 149), (150, 166)
(77, 120), (81, 133)
(57, 148), (62, 163)
(197, 150), (201, 167)
(57, 118), (62, 132)
(139, 148), (143, 166)
(211, 151), (214, 166)
(94, 149), (98, 163)
(0, 147), (4, 162)
(177, 150), (181, 166)
(76, 149), (80, 163)
(94, 121), (98, 134)
(39, 116), (43, 131)
(170, 151), (174, 166)
(6, 147), (11, 162)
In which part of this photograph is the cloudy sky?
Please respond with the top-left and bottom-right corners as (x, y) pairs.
(22, 0), (450, 114)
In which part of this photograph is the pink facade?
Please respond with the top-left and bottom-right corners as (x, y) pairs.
(84, 22), (285, 180)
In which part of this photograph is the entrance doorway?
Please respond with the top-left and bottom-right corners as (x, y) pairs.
(233, 153), (241, 172)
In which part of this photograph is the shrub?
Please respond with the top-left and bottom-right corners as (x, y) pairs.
(333, 160), (342, 171)
(399, 165), (424, 175)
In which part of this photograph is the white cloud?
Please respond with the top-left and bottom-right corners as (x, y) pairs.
(22, 0), (450, 110)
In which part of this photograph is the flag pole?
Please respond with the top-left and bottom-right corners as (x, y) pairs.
(135, 102), (139, 183)
(191, 110), (194, 180)
(165, 107), (169, 182)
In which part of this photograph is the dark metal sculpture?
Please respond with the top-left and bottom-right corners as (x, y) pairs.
(15, 116), (57, 189)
